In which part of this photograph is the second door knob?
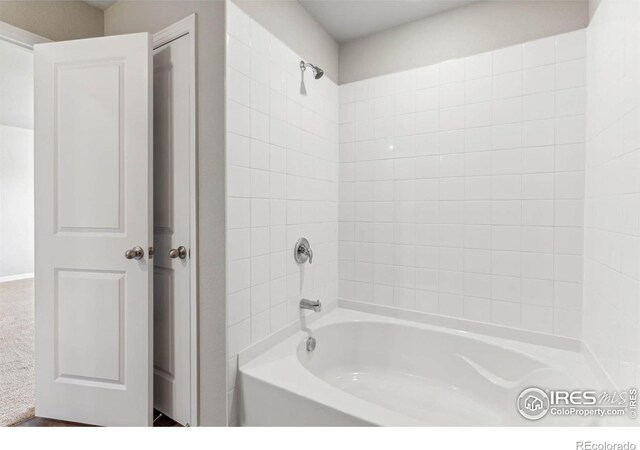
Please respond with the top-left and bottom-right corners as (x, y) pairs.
(169, 246), (188, 259)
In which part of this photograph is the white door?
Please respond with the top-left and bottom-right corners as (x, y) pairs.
(152, 33), (192, 426)
(34, 33), (153, 427)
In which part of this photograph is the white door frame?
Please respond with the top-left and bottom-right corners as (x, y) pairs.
(152, 14), (199, 427)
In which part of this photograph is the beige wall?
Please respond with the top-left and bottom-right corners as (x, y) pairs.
(0, 0), (103, 41)
(589, 0), (601, 19)
(233, 0), (339, 83)
(105, 0), (227, 426)
(339, 0), (589, 84)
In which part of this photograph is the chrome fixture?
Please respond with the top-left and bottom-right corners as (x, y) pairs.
(300, 60), (324, 79)
(125, 246), (144, 260)
(300, 298), (322, 312)
(306, 336), (317, 352)
(294, 237), (313, 264)
(169, 246), (188, 260)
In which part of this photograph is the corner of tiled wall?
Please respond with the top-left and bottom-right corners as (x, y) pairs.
(225, 0), (339, 425)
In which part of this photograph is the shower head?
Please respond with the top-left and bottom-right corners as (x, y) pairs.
(300, 60), (324, 79)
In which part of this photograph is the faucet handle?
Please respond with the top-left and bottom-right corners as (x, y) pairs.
(294, 237), (313, 264)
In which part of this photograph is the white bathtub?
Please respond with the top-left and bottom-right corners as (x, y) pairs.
(239, 306), (602, 426)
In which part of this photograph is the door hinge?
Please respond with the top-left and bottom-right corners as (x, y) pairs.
(149, 246), (154, 259)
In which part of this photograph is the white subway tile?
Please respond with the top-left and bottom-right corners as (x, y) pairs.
(492, 71), (522, 99)
(228, 198), (251, 229)
(492, 299), (521, 326)
(227, 2), (251, 44)
(492, 97), (522, 125)
(554, 254), (583, 282)
(439, 59), (465, 84)
(227, 35), (251, 75)
(416, 290), (439, 313)
(522, 226), (554, 253)
(553, 308), (581, 337)
(556, 59), (586, 89)
(555, 116), (585, 144)
(523, 92), (555, 121)
(522, 252), (554, 280)
(522, 119), (555, 147)
(521, 278), (554, 307)
(556, 30), (586, 62)
(522, 146), (554, 173)
(523, 173), (554, 199)
(438, 292), (463, 316)
(555, 87), (586, 117)
(227, 289), (251, 326)
(464, 296), (492, 321)
(523, 37), (556, 68)
(522, 200), (554, 226)
(251, 311), (271, 343)
(522, 304), (553, 333)
(523, 65), (556, 95)
(416, 65), (439, 89)
(492, 45), (523, 74)
(465, 52), (492, 80)
(227, 319), (251, 355)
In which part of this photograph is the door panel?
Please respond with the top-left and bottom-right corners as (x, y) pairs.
(152, 33), (191, 426)
(56, 270), (125, 385)
(56, 61), (123, 232)
(35, 33), (153, 427)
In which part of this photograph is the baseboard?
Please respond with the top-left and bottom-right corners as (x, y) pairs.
(0, 273), (34, 283)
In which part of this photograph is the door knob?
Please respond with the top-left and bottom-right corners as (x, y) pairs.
(125, 246), (144, 260)
(169, 246), (187, 260)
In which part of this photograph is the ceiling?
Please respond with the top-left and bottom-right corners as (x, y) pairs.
(82, 0), (481, 42)
(83, 0), (117, 10)
(300, 0), (481, 43)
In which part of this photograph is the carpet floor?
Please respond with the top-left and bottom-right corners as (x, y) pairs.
(0, 279), (35, 426)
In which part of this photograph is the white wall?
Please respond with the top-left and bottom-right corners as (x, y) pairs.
(233, 0), (339, 83)
(0, 40), (34, 279)
(0, 126), (33, 278)
(338, 30), (587, 337)
(583, 0), (640, 388)
(105, 0), (228, 426)
(226, 1), (339, 425)
(339, 0), (589, 84)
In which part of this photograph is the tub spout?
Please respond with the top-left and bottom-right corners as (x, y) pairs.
(300, 298), (322, 312)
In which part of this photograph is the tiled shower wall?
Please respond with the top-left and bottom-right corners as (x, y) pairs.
(338, 30), (587, 337)
(583, 0), (640, 388)
(225, 1), (339, 421)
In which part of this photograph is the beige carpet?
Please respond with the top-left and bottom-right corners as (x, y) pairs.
(0, 278), (35, 426)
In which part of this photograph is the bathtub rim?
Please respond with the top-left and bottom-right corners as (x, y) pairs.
(238, 298), (583, 368)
